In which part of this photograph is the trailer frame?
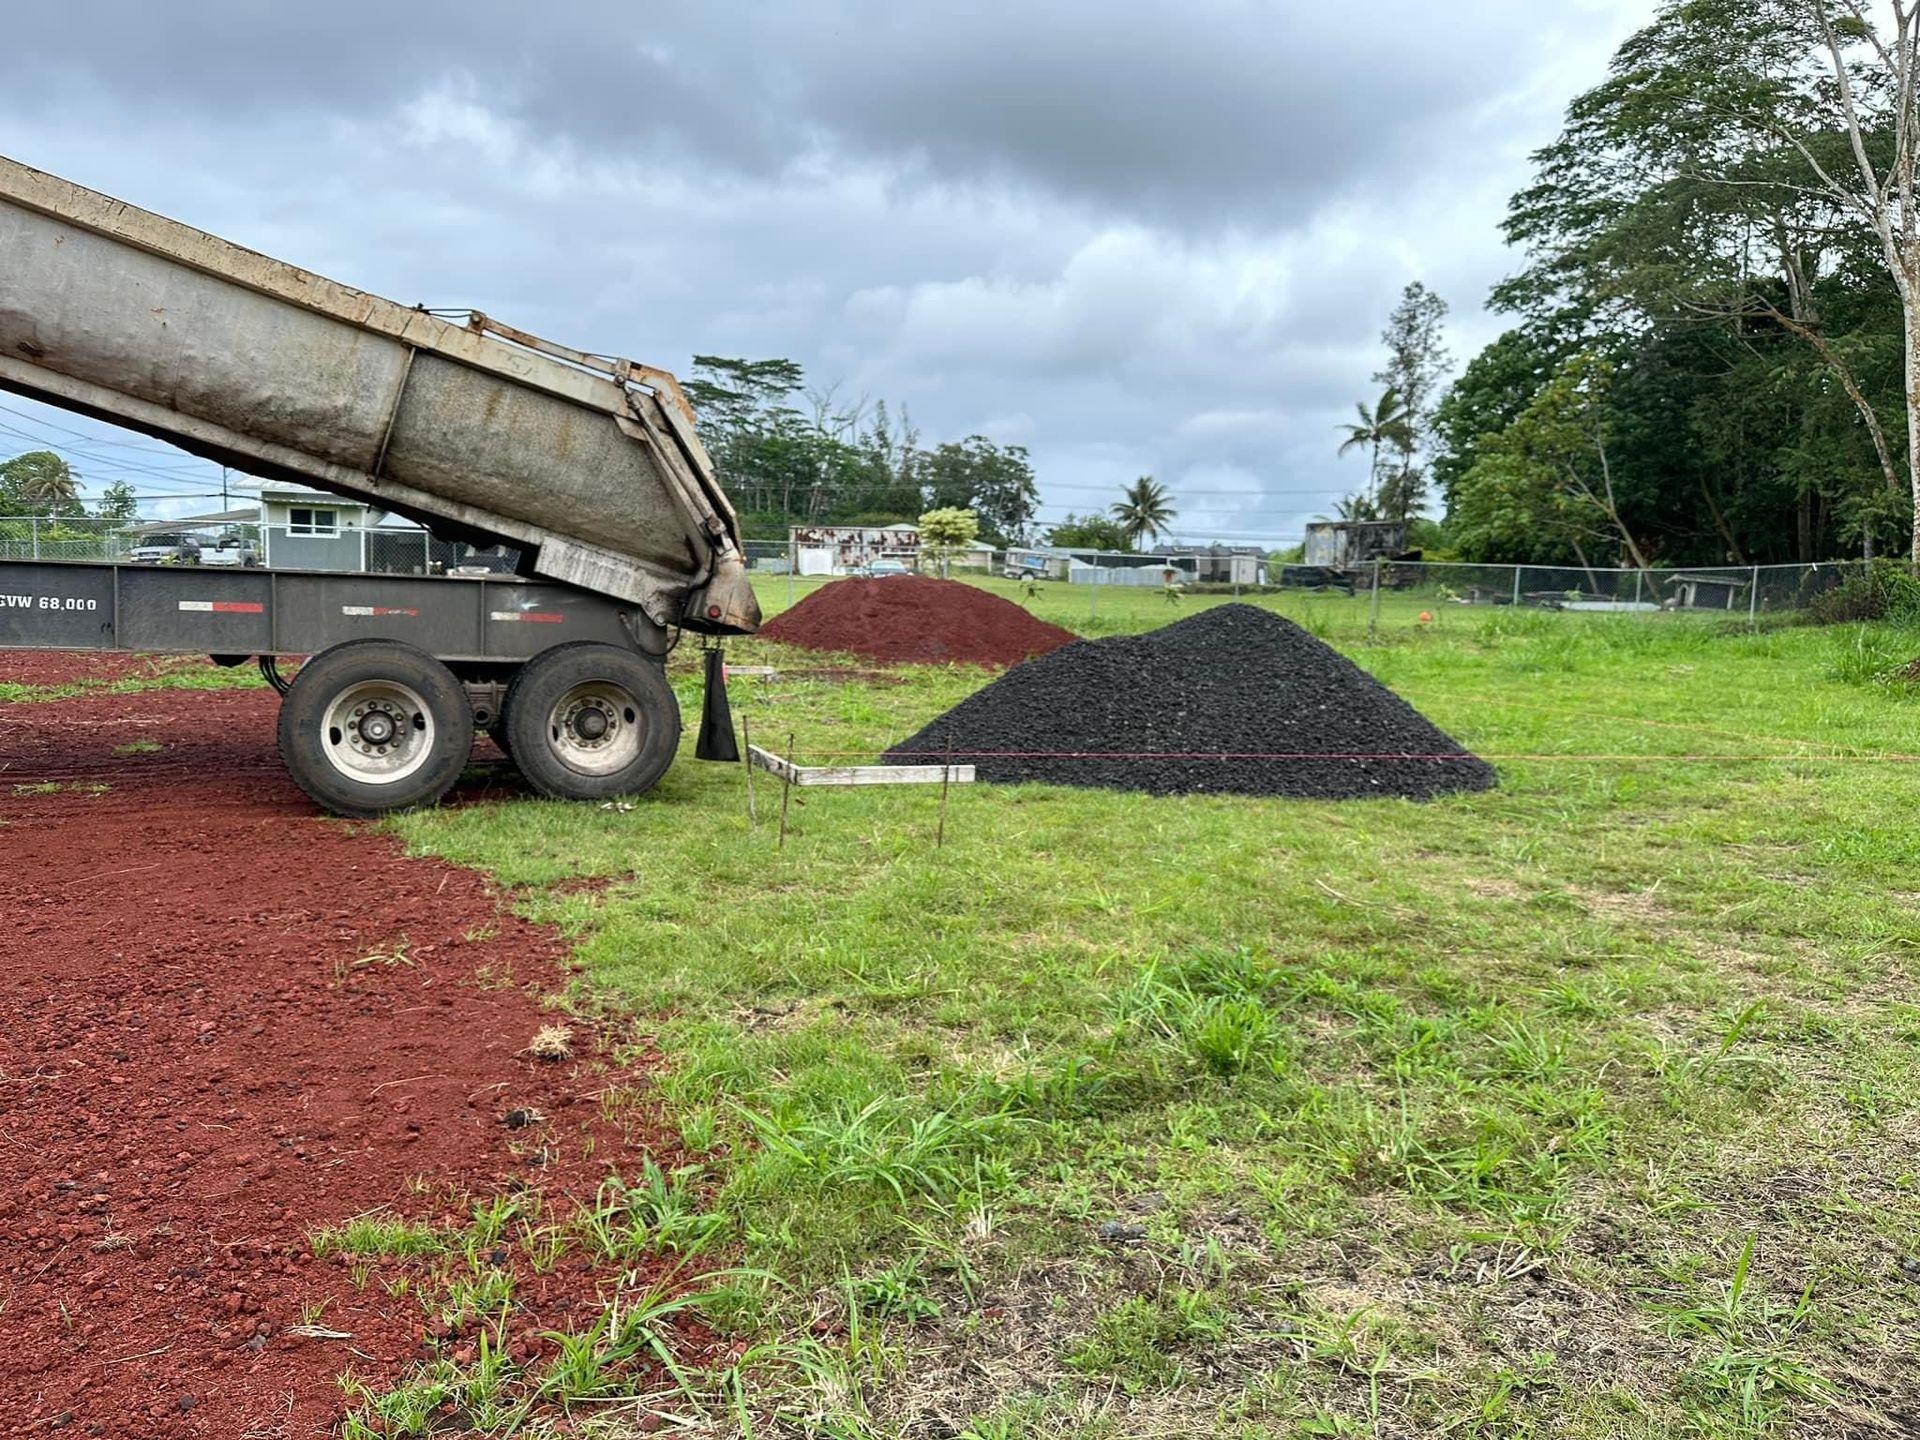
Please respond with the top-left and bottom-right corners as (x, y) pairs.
(0, 558), (666, 666)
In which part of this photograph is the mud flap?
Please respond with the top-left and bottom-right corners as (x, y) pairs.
(695, 646), (740, 762)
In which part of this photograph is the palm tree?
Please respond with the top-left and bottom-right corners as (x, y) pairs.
(1336, 387), (1413, 515)
(2, 450), (81, 511)
(1110, 476), (1176, 550)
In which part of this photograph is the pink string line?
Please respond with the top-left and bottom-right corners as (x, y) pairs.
(788, 749), (1920, 764)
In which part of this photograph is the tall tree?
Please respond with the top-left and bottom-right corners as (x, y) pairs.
(1336, 387), (1413, 516)
(1372, 283), (1452, 522)
(1807, 0), (1920, 560)
(0, 450), (80, 515)
(1110, 476), (1176, 550)
(1433, 327), (1562, 512)
(1492, 0), (1913, 555)
(1451, 354), (1655, 571)
(96, 479), (139, 523)
(683, 356), (806, 436)
(1046, 512), (1133, 551)
(923, 436), (1039, 545)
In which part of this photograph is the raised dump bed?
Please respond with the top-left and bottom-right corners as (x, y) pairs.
(0, 155), (758, 815)
(0, 154), (755, 634)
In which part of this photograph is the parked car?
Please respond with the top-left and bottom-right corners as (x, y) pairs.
(126, 532), (202, 565)
(864, 559), (913, 578)
(200, 537), (260, 568)
(443, 545), (520, 578)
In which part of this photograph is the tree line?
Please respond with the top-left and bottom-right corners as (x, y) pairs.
(685, 357), (1177, 551)
(1421, 0), (1920, 569)
(683, 356), (1042, 543)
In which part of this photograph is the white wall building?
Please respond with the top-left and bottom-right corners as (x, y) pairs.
(257, 484), (375, 570)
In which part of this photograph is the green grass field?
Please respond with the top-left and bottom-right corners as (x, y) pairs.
(8, 579), (1918, 1433)
(373, 586), (1920, 1436)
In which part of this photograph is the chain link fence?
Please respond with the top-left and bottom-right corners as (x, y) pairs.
(0, 517), (521, 576)
(0, 514), (137, 561)
(739, 539), (1869, 626)
(0, 517), (1870, 625)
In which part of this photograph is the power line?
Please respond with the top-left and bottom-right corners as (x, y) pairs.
(0, 400), (205, 455)
(0, 424), (216, 477)
(0, 423), (226, 490)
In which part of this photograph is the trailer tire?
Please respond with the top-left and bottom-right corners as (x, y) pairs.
(503, 643), (679, 802)
(277, 640), (474, 818)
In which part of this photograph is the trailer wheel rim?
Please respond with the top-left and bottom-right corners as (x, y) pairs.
(321, 679), (436, 786)
(547, 681), (643, 777)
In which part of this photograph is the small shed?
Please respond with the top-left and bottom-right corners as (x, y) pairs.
(257, 484), (374, 571)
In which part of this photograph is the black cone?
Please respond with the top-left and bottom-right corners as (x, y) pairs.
(695, 647), (740, 762)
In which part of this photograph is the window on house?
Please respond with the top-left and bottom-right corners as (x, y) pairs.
(288, 507), (339, 537)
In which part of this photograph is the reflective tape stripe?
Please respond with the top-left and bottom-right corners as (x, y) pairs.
(342, 606), (420, 618)
(178, 600), (265, 614)
(489, 611), (565, 624)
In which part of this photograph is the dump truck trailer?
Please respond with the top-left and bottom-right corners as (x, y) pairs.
(0, 155), (760, 815)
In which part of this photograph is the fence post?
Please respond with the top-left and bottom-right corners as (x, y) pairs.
(1511, 565), (1521, 607)
(1749, 564), (1760, 628)
(1368, 558), (1383, 639)
(30, 515), (39, 561)
(1634, 570), (1643, 608)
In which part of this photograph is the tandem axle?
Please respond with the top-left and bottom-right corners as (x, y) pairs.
(0, 559), (707, 817)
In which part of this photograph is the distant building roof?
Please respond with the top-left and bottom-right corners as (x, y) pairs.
(788, 522), (918, 531)
(127, 507), (260, 534)
(1666, 572), (1750, 587)
(246, 482), (373, 506)
(1152, 542), (1267, 558)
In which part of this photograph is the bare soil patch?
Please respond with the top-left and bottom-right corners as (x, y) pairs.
(0, 683), (677, 1437)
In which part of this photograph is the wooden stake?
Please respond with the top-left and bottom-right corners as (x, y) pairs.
(777, 731), (796, 851)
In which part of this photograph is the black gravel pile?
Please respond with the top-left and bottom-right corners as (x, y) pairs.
(883, 604), (1496, 800)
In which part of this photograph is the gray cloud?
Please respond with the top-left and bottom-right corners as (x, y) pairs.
(0, 0), (1659, 540)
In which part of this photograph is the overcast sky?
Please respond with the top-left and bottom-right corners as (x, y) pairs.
(0, 1), (1659, 541)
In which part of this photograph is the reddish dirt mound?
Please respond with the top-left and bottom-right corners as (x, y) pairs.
(761, 576), (1075, 667)
(0, 687), (690, 1437)
(0, 648), (218, 689)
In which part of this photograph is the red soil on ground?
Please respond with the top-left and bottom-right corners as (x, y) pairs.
(0, 662), (694, 1438)
(760, 577), (1076, 667)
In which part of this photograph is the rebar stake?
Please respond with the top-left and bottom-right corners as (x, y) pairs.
(936, 743), (954, 850)
(742, 716), (757, 826)
(777, 731), (796, 851)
